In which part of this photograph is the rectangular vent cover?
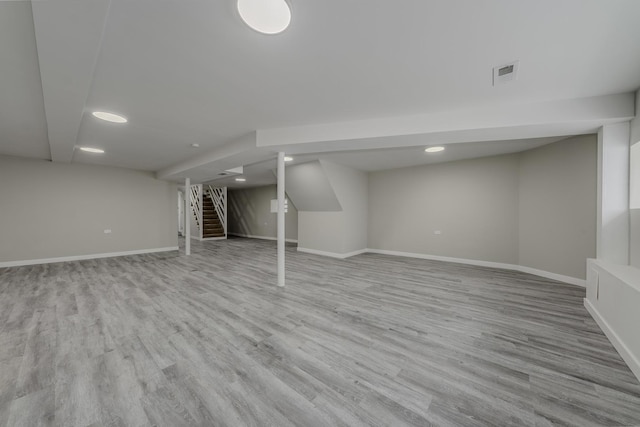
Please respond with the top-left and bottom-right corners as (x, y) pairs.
(493, 61), (519, 86)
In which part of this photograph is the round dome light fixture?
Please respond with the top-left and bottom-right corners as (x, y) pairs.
(425, 146), (445, 153)
(92, 111), (127, 123)
(79, 146), (105, 154)
(237, 0), (291, 35)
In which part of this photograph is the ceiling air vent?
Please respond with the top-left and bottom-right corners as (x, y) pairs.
(493, 61), (519, 86)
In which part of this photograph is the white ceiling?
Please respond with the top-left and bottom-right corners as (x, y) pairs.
(0, 2), (49, 160)
(1, 0), (640, 181)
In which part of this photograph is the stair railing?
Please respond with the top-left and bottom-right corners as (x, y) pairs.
(190, 185), (203, 237)
(206, 185), (227, 237)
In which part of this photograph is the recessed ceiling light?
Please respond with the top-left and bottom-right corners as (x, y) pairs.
(284, 156), (293, 162)
(191, 143), (200, 148)
(237, 0), (291, 35)
(235, 178), (246, 182)
(79, 146), (105, 154)
(92, 111), (128, 123)
(425, 146), (445, 153)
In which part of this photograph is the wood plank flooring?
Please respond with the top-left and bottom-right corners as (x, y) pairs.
(1, 237), (640, 426)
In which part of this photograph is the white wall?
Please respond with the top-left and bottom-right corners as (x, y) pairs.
(368, 154), (520, 264)
(597, 123), (630, 265)
(284, 161), (341, 211)
(297, 160), (368, 255)
(298, 212), (345, 253)
(228, 185), (298, 241)
(177, 190), (185, 236)
(189, 187), (201, 239)
(0, 156), (177, 264)
(630, 90), (640, 268)
(631, 91), (640, 155)
(368, 136), (597, 280)
(321, 160), (368, 253)
(631, 142), (640, 210)
(631, 209), (640, 268)
(518, 135), (597, 279)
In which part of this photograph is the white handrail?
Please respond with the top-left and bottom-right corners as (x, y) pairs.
(189, 185), (202, 235)
(206, 185), (227, 237)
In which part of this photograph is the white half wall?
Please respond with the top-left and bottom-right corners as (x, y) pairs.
(0, 156), (178, 264)
(586, 259), (640, 382)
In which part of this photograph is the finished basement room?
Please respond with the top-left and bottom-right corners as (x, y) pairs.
(1, 1), (640, 426)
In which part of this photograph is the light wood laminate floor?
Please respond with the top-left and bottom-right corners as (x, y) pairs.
(1, 237), (639, 427)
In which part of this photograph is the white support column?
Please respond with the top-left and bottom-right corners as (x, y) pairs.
(596, 123), (630, 264)
(277, 152), (285, 287)
(185, 177), (191, 256)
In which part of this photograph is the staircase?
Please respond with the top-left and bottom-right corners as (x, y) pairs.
(202, 192), (225, 238)
(188, 184), (227, 240)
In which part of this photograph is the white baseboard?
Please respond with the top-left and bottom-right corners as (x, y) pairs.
(297, 247), (367, 259)
(365, 248), (585, 287)
(517, 265), (585, 287)
(366, 248), (516, 269)
(229, 232), (298, 244)
(584, 298), (640, 382)
(0, 246), (179, 268)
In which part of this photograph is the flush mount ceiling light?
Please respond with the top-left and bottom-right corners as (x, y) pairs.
(79, 146), (105, 154)
(237, 0), (291, 35)
(425, 146), (445, 153)
(235, 178), (247, 182)
(284, 156), (293, 162)
(92, 111), (128, 123)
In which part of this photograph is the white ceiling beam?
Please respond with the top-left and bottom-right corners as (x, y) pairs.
(256, 93), (636, 151)
(32, 0), (111, 162)
(156, 132), (259, 180)
(157, 93), (636, 182)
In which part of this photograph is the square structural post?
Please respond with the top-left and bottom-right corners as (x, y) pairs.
(277, 152), (285, 287)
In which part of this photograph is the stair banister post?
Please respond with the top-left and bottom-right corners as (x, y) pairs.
(224, 186), (228, 239)
(277, 152), (285, 287)
(185, 177), (191, 256)
(199, 184), (203, 239)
